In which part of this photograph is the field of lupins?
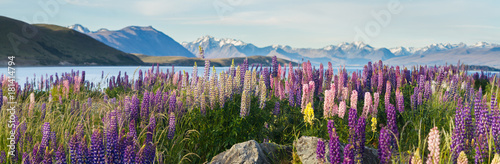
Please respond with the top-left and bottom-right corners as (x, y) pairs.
(1, 56), (500, 164)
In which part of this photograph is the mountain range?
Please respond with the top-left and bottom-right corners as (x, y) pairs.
(68, 24), (195, 57)
(68, 24), (500, 68)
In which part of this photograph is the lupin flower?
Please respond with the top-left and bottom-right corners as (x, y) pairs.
(259, 76), (267, 109)
(451, 102), (467, 162)
(316, 139), (325, 163)
(342, 144), (355, 164)
(29, 92), (35, 111)
(338, 100), (346, 118)
(301, 84), (310, 112)
(372, 92), (379, 117)
(492, 153), (500, 164)
(0, 151), (5, 164)
(384, 81), (391, 109)
(328, 121), (341, 164)
(90, 129), (105, 164)
(55, 144), (66, 164)
(348, 108), (357, 144)
(378, 127), (392, 164)
(240, 90), (249, 117)
(354, 117), (366, 163)
(106, 116), (120, 164)
(350, 90), (358, 110)
(386, 104), (398, 142)
(410, 148), (422, 164)
(457, 151), (468, 164)
(141, 91), (150, 121)
(396, 88), (404, 113)
(363, 92), (372, 118)
(124, 145), (136, 164)
(42, 147), (53, 164)
(40, 122), (51, 154)
(168, 112), (176, 140)
(426, 127), (440, 164)
(169, 92), (176, 113)
(303, 102), (315, 126)
(273, 101), (280, 116)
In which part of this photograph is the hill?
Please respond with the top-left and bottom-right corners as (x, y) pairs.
(0, 16), (144, 66)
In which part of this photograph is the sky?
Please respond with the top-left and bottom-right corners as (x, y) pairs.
(1, 0), (500, 49)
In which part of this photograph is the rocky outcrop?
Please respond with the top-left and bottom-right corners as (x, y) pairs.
(210, 140), (292, 164)
(293, 136), (378, 164)
(210, 136), (377, 164)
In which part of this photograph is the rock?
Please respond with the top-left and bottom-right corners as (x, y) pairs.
(293, 136), (378, 164)
(260, 142), (293, 162)
(210, 140), (271, 164)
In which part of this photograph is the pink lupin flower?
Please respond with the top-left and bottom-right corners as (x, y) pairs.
(338, 100), (346, 118)
(426, 127), (440, 164)
(308, 81), (315, 105)
(74, 76), (82, 93)
(363, 92), (372, 118)
(63, 80), (70, 98)
(29, 92), (35, 110)
(332, 103), (338, 116)
(301, 84), (310, 111)
(323, 89), (334, 118)
(342, 87), (349, 102)
(351, 90), (358, 110)
(372, 92), (380, 117)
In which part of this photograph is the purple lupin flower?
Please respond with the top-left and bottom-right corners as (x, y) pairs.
(378, 127), (392, 164)
(124, 145), (136, 164)
(348, 108), (357, 144)
(328, 120), (341, 164)
(42, 147), (53, 164)
(103, 95), (108, 104)
(146, 114), (156, 145)
(90, 129), (105, 164)
(451, 101), (467, 162)
(272, 56), (278, 78)
(78, 137), (89, 164)
(69, 133), (79, 163)
(316, 139), (325, 162)
(169, 92), (176, 113)
(273, 101), (280, 116)
(0, 151), (6, 164)
(354, 117), (366, 163)
(40, 122), (51, 156)
(342, 144), (355, 164)
(0, 88), (2, 109)
(130, 95), (140, 121)
(106, 116), (120, 164)
(41, 103), (47, 120)
(386, 104), (398, 144)
(492, 108), (500, 153)
(135, 145), (147, 164)
(55, 144), (67, 164)
(168, 112), (176, 140)
(141, 91), (150, 121)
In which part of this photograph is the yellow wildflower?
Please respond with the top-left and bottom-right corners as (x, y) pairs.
(304, 102), (314, 126)
(371, 117), (377, 132)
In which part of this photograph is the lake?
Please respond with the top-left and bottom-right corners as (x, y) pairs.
(1, 66), (497, 89)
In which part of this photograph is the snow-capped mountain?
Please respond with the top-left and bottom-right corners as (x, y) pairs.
(66, 24), (500, 68)
(66, 24), (195, 57)
(68, 24), (90, 33)
(183, 35), (500, 67)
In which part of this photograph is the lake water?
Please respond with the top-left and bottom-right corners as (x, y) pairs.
(1, 66), (497, 89)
